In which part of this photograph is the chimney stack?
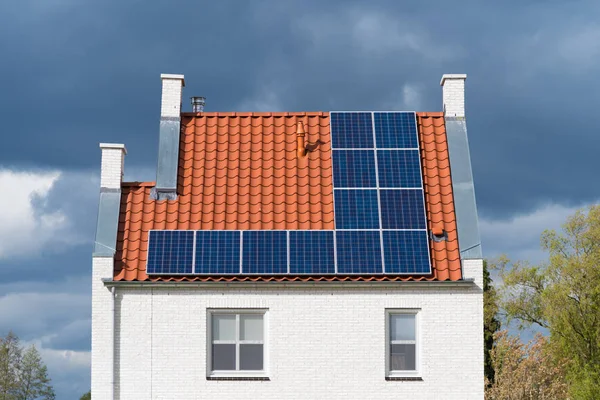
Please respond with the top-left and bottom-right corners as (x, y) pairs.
(154, 73), (185, 200)
(99, 143), (126, 189)
(440, 74), (467, 118)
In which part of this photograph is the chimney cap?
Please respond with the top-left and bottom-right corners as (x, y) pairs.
(160, 73), (185, 86)
(440, 74), (467, 86)
(99, 143), (127, 154)
(191, 96), (206, 112)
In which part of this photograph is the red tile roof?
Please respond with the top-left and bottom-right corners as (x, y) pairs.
(114, 112), (461, 282)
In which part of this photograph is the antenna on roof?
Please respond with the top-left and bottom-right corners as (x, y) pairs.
(191, 96), (206, 112)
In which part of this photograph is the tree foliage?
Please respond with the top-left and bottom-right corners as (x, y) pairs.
(79, 391), (90, 400)
(0, 332), (54, 400)
(483, 260), (501, 385)
(485, 330), (569, 399)
(493, 205), (600, 397)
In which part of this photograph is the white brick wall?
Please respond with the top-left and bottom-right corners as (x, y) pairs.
(160, 74), (185, 118)
(91, 257), (115, 399)
(99, 144), (126, 189)
(103, 284), (483, 400)
(463, 259), (484, 289)
(441, 74), (466, 118)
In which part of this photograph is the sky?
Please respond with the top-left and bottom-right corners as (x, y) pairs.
(1, 0), (599, 397)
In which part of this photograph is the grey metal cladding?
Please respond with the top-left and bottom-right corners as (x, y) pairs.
(445, 118), (482, 259)
(93, 190), (121, 256)
(155, 117), (181, 193)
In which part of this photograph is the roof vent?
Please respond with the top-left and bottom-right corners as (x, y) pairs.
(430, 224), (448, 242)
(191, 96), (206, 112)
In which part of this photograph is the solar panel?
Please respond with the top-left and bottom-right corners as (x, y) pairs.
(242, 231), (287, 274)
(194, 231), (240, 274)
(383, 231), (430, 274)
(336, 231), (383, 274)
(374, 112), (419, 148)
(147, 230), (194, 274)
(332, 150), (377, 188)
(334, 189), (380, 229)
(377, 150), (422, 188)
(289, 231), (335, 274)
(330, 112), (374, 148)
(379, 189), (427, 229)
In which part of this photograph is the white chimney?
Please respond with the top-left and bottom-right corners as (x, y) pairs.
(99, 143), (127, 189)
(160, 74), (185, 117)
(440, 74), (467, 118)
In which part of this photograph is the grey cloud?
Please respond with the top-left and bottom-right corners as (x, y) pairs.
(2, 0), (600, 217)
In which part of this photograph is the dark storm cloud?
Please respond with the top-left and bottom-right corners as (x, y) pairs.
(2, 0), (600, 218)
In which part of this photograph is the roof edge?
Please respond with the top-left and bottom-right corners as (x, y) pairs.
(103, 279), (475, 289)
(180, 111), (329, 117)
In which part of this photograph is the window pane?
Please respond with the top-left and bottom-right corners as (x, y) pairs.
(212, 314), (236, 341)
(239, 344), (263, 370)
(390, 314), (415, 341)
(212, 344), (236, 370)
(240, 315), (263, 341)
(390, 344), (416, 371)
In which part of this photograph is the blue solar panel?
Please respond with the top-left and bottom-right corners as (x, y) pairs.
(334, 189), (380, 229)
(336, 231), (383, 274)
(147, 231), (194, 274)
(380, 189), (427, 229)
(289, 231), (335, 274)
(332, 150), (377, 188)
(377, 150), (422, 188)
(374, 112), (418, 148)
(194, 231), (240, 274)
(331, 112), (374, 148)
(383, 231), (431, 274)
(242, 231), (287, 274)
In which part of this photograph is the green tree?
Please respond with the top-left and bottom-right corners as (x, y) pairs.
(79, 391), (90, 400)
(0, 332), (22, 400)
(483, 260), (500, 385)
(14, 345), (54, 400)
(494, 205), (600, 398)
(0, 332), (54, 400)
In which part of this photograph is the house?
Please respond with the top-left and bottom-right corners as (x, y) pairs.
(91, 73), (484, 399)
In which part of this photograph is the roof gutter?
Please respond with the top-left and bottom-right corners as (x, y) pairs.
(102, 279), (476, 289)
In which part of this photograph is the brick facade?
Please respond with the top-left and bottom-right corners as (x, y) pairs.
(102, 280), (484, 399)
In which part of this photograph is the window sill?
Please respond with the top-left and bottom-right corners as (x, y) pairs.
(386, 376), (423, 381)
(207, 376), (270, 381)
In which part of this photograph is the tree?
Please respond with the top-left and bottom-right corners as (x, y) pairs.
(494, 205), (600, 398)
(79, 391), (90, 400)
(0, 332), (54, 400)
(14, 345), (54, 400)
(0, 332), (22, 400)
(483, 260), (500, 385)
(486, 330), (569, 399)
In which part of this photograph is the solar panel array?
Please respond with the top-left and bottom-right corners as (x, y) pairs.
(330, 112), (431, 274)
(146, 112), (432, 276)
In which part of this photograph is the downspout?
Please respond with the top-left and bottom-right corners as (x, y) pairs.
(111, 286), (116, 400)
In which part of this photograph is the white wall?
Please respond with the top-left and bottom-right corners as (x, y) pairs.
(107, 279), (483, 400)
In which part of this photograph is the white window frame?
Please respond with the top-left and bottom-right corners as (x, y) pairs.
(385, 309), (421, 378)
(207, 309), (268, 378)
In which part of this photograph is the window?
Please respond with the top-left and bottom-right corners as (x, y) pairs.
(209, 310), (266, 376)
(387, 310), (419, 377)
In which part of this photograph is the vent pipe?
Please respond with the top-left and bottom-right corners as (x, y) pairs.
(191, 96), (206, 112)
(296, 121), (306, 158)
